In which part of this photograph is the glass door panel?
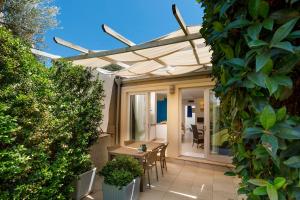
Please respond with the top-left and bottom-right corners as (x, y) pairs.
(209, 90), (230, 157)
(129, 94), (147, 141)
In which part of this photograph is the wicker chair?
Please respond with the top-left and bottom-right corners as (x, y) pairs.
(157, 143), (168, 176)
(144, 149), (159, 189)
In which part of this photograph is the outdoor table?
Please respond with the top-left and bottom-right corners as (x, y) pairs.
(107, 141), (164, 192)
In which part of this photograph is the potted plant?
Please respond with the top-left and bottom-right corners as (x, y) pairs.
(99, 155), (143, 200)
(72, 159), (97, 200)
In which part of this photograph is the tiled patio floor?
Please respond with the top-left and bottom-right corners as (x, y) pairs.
(85, 160), (241, 200)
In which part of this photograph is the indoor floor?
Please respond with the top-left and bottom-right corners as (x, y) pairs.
(181, 130), (205, 158)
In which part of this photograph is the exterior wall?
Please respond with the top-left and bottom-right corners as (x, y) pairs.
(120, 74), (215, 159)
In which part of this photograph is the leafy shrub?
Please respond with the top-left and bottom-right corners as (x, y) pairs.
(0, 27), (104, 199)
(198, 0), (300, 199)
(99, 156), (143, 189)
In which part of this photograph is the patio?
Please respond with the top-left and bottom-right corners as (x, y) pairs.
(85, 160), (241, 200)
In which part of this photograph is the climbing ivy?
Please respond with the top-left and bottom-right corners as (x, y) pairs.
(198, 0), (300, 199)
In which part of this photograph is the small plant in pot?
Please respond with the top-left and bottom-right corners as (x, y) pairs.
(99, 155), (143, 200)
(72, 157), (97, 200)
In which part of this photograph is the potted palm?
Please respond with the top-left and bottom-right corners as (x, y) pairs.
(99, 156), (143, 200)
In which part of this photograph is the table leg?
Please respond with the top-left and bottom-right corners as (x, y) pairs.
(138, 158), (146, 192)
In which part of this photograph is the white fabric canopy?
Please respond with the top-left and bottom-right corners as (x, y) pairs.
(72, 25), (212, 78)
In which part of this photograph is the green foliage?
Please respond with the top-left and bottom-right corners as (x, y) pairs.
(0, 27), (104, 199)
(198, 0), (300, 199)
(102, 64), (124, 72)
(1, 0), (59, 47)
(99, 156), (143, 189)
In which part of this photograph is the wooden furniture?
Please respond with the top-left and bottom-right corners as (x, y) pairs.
(191, 125), (204, 148)
(107, 141), (164, 192)
(144, 149), (159, 189)
(157, 143), (168, 176)
(124, 140), (135, 146)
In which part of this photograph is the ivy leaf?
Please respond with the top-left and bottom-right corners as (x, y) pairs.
(261, 134), (278, 158)
(274, 177), (286, 189)
(284, 156), (300, 168)
(263, 18), (274, 31)
(260, 105), (276, 130)
(271, 17), (299, 44)
(219, 43), (234, 59)
(225, 58), (245, 69)
(225, 19), (250, 30)
(213, 21), (224, 32)
(256, 52), (271, 72)
(248, 179), (268, 186)
(253, 186), (267, 195)
(258, 1), (269, 18)
(273, 75), (293, 88)
(271, 41), (295, 53)
(243, 127), (264, 138)
(287, 30), (300, 39)
(248, 39), (268, 48)
(261, 59), (273, 75)
(267, 183), (278, 200)
(247, 24), (263, 40)
(265, 77), (278, 95)
(276, 107), (286, 121)
(224, 171), (236, 176)
(276, 126), (300, 140)
(247, 72), (267, 88)
(248, 0), (261, 18)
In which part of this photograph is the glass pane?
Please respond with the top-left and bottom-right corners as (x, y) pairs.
(209, 91), (230, 156)
(129, 94), (147, 141)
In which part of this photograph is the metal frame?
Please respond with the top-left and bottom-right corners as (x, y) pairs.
(172, 4), (201, 65)
(31, 4), (207, 77)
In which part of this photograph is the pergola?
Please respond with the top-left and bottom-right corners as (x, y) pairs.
(33, 4), (212, 78)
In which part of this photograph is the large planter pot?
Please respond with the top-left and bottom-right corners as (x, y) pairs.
(102, 177), (141, 200)
(73, 167), (97, 200)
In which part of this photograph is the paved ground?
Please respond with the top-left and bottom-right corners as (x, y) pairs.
(84, 160), (242, 200)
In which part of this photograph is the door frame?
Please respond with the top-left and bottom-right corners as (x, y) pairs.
(179, 86), (231, 163)
(126, 90), (169, 142)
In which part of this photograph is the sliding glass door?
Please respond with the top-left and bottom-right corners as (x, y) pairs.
(129, 94), (148, 141)
(205, 89), (231, 162)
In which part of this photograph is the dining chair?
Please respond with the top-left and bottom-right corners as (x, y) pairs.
(191, 125), (204, 148)
(144, 149), (159, 189)
(124, 140), (135, 146)
(157, 143), (168, 176)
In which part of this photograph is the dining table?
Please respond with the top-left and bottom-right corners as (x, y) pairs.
(107, 141), (165, 192)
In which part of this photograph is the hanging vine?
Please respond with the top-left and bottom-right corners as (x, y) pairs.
(198, 0), (300, 199)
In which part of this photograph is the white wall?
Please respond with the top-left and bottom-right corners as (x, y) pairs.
(120, 76), (215, 158)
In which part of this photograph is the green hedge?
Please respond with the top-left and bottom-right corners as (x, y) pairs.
(0, 27), (104, 199)
(199, 0), (300, 199)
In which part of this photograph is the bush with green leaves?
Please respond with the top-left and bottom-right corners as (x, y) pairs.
(99, 155), (143, 189)
(0, 27), (104, 199)
(198, 0), (300, 199)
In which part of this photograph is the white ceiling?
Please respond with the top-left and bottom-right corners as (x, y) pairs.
(181, 88), (204, 100)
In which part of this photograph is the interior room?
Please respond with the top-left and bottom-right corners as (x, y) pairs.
(128, 91), (168, 142)
(180, 88), (205, 158)
(149, 92), (168, 142)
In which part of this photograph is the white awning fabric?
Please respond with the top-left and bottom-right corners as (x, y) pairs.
(72, 26), (212, 78)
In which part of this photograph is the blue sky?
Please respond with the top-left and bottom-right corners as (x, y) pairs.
(45, 0), (203, 57)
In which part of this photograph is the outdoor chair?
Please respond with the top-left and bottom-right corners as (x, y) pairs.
(157, 143), (168, 176)
(143, 149), (159, 189)
(191, 125), (204, 148)
(124, 140), (135, 146)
